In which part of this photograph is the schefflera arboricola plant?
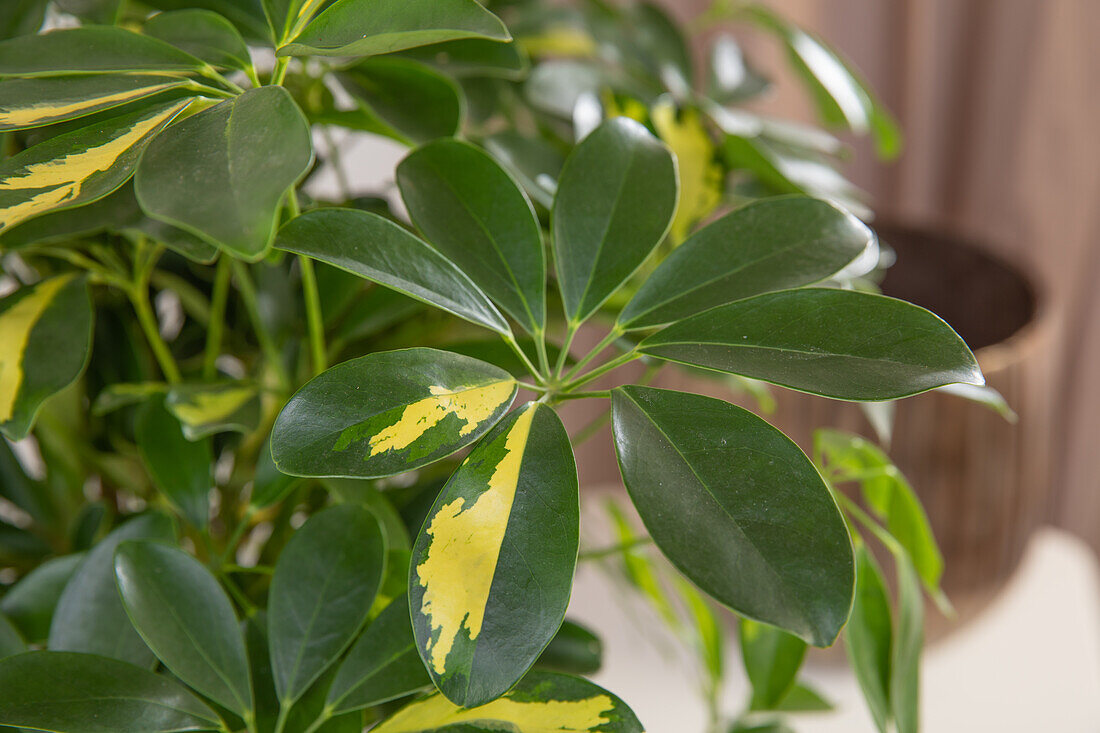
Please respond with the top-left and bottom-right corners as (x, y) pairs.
(0, 1), (980, 732)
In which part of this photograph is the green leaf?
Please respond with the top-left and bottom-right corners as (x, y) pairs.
(619, 196), (873, 329)
(845, 544), (892, 733)
(410, 403), (578, 707)
(136, 395), (212, 528)
(552, 116), (678, 323)
(611, 386), (853, 646)
(372, 671), (642, 733)
(482, 131), (564, 210)
(0, 275), (92, 440)
(535, 619), (602, 676)
(276, 208), (510, 335)
(398, 139), (545, 334)
(891, 551), (923, 733)
(144, 0), (271, 44)
(740, 619), (806, 710)
(0, 435), (50, 523)
(774, 682), (833, 712)
(114, 541), (253, 718)
(91, 381), (166, 416)
(252, 435), (299, 509)
(0, 1), (47, 41)
(0, 26), (205, 76)
(707, 34), (770, 104)
(145, 9), (252, 72)
(165, 382), (260, 440)
(279, 0), (510, 58)
(135, 87), (312, 260)
(816, 429), (944, 597)
(0, 553), (83, 643)
(268, 504), (387, 704)
(327, 594), (431, 714)
(0, 99), (189, 235)
(398, 38), (528, 79)
(53, 0), (122, 24)
(640, 288), (984, 401)
(337, 57), (464, 145)
(0, 74), (192, 132)
(272, 348), (516, 479)
(0, 614), (25, 659)
(0, 651), (221, 733)
(49, 513), (175, 666)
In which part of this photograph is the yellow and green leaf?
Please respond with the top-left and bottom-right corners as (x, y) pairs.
(410, 403), (578, 707)
(271, 348), (517, 479)
(0, 99), (191, 233)
(0, 75), (191, 131)
(165, 382), (260, 440)
(373, 671), (642, 733)
(651, 101), (723, 244)
(0, 26), (206, 77)
(0, 275), (93, 440)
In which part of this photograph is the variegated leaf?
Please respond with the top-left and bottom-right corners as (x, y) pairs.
(410, 403), (578, 707)
(0, 275), (92, 440)
(373, 671), (642, 733)
(0, 26), (205, 77)
(165, 382), (260, 440)
(271, 348), (517, 479)
(0, 74), (191, 131)
(0, 99), (191, 233)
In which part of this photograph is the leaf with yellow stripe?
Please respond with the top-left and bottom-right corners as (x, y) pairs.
(0, 26), (205, 77)
(271, 348), (517, 479)
(651, 100), (723, 244)
(0, 99), (191, 234)
(0, 74), (192, 132)
(373, 671), (641, 733)
(410, 403), (578, 707)
(165, 382), (260, 440)
(0, 275), (92, 440)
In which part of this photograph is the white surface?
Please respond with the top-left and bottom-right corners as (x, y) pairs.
(567, 527), (1100, 732)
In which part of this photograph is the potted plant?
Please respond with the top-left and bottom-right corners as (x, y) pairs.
(0, 1), (986, 732)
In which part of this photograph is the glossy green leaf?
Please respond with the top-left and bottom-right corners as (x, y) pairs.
(136, 396), (212, 528)
(891, 551), (923, 733)
(611, 386), (853, 646)
(279, 0), (510, 58)
(0, 99), (190, 234)
(640, 288), (984, 401)
(145, 9), (252, 72)
(331, 286), (422, 345)
(0, 275), (92, 440)
(0, 1), (47, 41)
(0, 554), (82, 643)
(536, 619), (602, 675)
(0, 651), (221, 732)
(0, 614), (24, 659)
(135, 86), (312, 259)
(337, 57), (464, 145)
(398, 38), (527, 79)
(0, 74), (191, 132)
(845, 544), (892, 733)
(398, 139), (545, 334)
(54, 0), (122, 24)
(165, 382), (260, 440)
(272, 348), (516, 479)
(372, 671), (642, 733)
(410, 403), (578, 707)
(552, 116), (678, 323)
(49, 513), (175, 666)
(740, 619), (806, 710)
(938, 382), (1018, 422)
(327, 594), (431, 714)
(708, 34), (770, 104)
(268, 504), (386, 704)
(276, 208), (510, 334)
(144, 0), (270, 43)
(0, 181), (142, 249)
(0, 26), (205, 76)
(619, 196), (873, 329)
(114, 541), (253, 718)
(482, 131), (563, 210)
(816, 429), (944, 597)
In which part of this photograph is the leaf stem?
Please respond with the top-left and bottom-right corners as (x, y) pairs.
(301, 709), (333, 733)
(533, 327), (552, 376)
(298, 254), (327, 375)
(203, 256), (232, 380)
(129, 243), (182, 384)
(231, 260), (291, 391)
(563, 351), (639, 392)
(553, 321), (579, 380)
(833, 492), (902, 556)
(563, 324), (624, 382)
(517, 381), (547, 393)
(270, 57), (290, 86)
(273, 703), (291, 733)
(555, 390), (611, 401)
(504, 334), (543, 382)
(579, 536), (654, 561)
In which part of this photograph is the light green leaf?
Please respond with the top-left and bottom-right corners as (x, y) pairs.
(275, 208), (510, 335)
(0, 74), (191, 131)
(552, 116), (678, 323)
(0, 26), (205, 76)
(398, 139), (545, 334)
(410, 403), (578, 707)
(619, 196), (873, 329)
(145, 9), (252, 72)
(278, 0), (510, 58)
(136, 395), (212, 528)
(92, 381), (167, 416)
(0, 275), (93, 440)
(775, 682), (834, 712)
(268, 504), (386, 704)
(891, 551), (923, 733)
(165, 382), (260, 440)
(114, 541), (253, 718)
(845, 544), (892, 733)
(740, 619), (806, 711)
(639, 288), (984, 401)
(135, 86), (313, 259)
(611, 386), (853, 646)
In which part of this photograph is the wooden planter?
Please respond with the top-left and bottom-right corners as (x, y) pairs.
(567, 222), (1053, 630)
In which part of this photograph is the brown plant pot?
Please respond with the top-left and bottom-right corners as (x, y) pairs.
(566, 222), (1053, 634)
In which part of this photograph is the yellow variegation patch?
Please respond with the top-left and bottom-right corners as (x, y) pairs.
(0, 80), (185, 130)
(373, 689), (616, 733)
(169, 386), (255, 428)
(0, 275), (71, 422)
(415, 404), (535, 674)
(519, 28), (597, 58)
(651, 101), (723, 244)
(352, 379), (516, 458)
(0, 101), (187, 232)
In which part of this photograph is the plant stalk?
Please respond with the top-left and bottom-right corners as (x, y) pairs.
(203, 256), (232, 380)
